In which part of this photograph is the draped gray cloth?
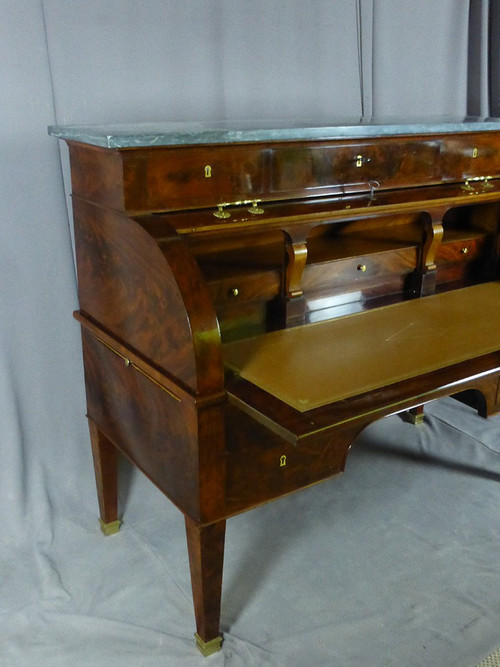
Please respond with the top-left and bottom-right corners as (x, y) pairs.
(2, 1), (500, 665)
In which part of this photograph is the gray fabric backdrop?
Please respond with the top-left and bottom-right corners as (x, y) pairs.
(3, 1), (500, 665)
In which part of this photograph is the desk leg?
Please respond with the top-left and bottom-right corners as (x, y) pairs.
(88, 419), (121, 535)
(185, 515), (225, 656)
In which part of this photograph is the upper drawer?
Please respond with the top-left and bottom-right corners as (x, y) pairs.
(122, 145), (266, 211)
(440, 133), (500, 181)
(269, 140), (441, 197)
(122, 139), (441, 212)
(67, 133), (500, 215)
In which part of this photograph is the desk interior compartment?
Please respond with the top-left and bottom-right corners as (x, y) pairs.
(435, 204), (500, 290)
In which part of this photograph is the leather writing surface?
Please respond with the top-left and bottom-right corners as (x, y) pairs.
(223, 282), (500, 412)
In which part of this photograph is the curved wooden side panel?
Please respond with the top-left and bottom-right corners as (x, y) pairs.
(72, 196), (223, 395)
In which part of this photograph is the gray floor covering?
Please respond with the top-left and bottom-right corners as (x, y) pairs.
(3, 396), (500, 666)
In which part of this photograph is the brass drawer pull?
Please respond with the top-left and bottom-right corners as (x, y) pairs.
(214, 200), (265, 218)
(357, 264), (367, 272)
(229, 287), (239, 297)
(460, 247), (469, 255)
(461, 175), (494, 192)
(248, 200), (264, 215)
(214, 203), (231, 219)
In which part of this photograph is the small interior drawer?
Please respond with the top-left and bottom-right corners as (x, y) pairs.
(205, 269), (281, 306)
(302, 246), (418, 294)
(435, 234), (487, 264)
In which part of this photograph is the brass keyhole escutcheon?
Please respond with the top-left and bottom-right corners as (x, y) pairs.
(472, 147), (478, 158)
(204, 165), (212, 178)
(357, 264), (367, 272)
(280, 455), (287, 467)
(354, 154), (371, 167)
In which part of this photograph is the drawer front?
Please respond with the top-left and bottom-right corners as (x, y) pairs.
(435, 235), (486, 265)
(270, 140), (440, 197)
(441, 133), (500, 181)
(302, 246), (418, 294)
(435, 235), (491, 286)
(123, 145), (266, 211)
(225, 406), (352, 514)
(207, 270), (281, 307)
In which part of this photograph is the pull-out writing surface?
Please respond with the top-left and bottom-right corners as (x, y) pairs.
(224, 282), (500, 413)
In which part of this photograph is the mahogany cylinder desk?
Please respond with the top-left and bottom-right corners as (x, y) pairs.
(50, 118), (500, 655)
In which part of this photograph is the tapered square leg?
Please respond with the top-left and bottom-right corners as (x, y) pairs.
(88, 419), (121, 534)
(185, 515), (226, 655)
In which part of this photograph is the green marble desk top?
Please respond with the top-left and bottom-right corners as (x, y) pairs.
(48, 116), (500, 149)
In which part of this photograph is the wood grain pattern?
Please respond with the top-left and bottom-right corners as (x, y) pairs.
(68, 131), (500, 215)
(73, 197), (223, 394)
(88, 419), (120, 526)
(185, 516), (226, 645)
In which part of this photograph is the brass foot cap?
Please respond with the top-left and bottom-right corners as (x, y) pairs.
(195, 633), (223, 656)
(99, 518), (122, 536)
(407, 412), (425, 426)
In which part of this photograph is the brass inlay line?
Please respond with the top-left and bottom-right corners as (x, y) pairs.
(90, 332), (181, 403)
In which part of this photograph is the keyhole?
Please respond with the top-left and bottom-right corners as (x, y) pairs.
(280, 455), (287, 467)
(205, 165), (212, 178)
